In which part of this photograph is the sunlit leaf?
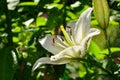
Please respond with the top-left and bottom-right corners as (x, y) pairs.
(18, 2), (38, 6)
(36, 17), (46, 26)
(12, 26), (21, 33)
(101, 47), (120, 54)
(13, 37), (19, 43)
(88, 41), (104, 59)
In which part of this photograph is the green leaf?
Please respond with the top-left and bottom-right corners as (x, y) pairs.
(116, 0), (120, 2)
(100, 47), (120, 54)
(88, 41), (104, 59)
(18, 2), (38, 6)
(13, 37), (19, 43)
(109, 20), (119, 26)
(12, 26), (21, 33)
(36, 17), (46, 27)
(91, 20), (99, 26)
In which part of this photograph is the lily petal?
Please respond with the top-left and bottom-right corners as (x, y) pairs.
(32, 57), (71, 71)
(39, 36), (63, 54)
(80, 28), (100, 57)
(50, 46), (81, 61)
(74, 8), (93, 45)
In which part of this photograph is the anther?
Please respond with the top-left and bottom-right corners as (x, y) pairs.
(67, 26), (72, 35)
(52, 38), (55, 44)
(70, 29), (72, 35)
(61, 37), (64, 41)
(67, 26), (71, 28)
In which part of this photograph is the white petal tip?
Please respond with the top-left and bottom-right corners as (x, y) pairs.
(32, 62), (41, 71)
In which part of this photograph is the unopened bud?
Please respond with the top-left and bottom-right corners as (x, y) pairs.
(93, 0), (110, 28)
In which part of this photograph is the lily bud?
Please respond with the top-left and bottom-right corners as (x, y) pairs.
(93, 0), (110, 28)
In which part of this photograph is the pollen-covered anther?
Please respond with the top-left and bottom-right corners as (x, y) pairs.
(70, 28), (72, 35)
(67, 26), (72, 35)
(66, 26), (75, 44)
(52, 38), (55, 44)
(66, 26), (71, 28)
(52, 36), (67, 49)
(61, 37), (64, 41)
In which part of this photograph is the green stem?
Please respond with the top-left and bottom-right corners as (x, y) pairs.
(4, 0), (13, 46)
(103, 28), (112, 57)
(79, 58), (112, 76)
(62, 0), (67, 27)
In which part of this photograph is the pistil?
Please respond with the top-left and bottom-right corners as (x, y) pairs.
(60, 25), (74, 46)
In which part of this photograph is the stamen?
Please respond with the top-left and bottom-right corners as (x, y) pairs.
(56, 42), (66, 49)
(52, 38), (55, 44)
(52, 37), (67, 49)
(57, 36), (69, 47)
(67, 26), (75, 45)
(60, 25), (73, 46)
(67, 26), (72, 35)
(56, 36), (63, 42)
(61, 37), (64, 41)
(67, 26), (71, 28)
(61, 37), (70, 47)
(70, 28), (72, 35)
(70, 36), (75, 45)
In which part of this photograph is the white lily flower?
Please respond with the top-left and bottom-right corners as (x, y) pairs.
(32, 8), (100, 71)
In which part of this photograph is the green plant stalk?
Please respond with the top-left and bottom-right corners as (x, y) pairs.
(78, 58), (113, 76)
(103, 28), (112, 57)
(62, 0), (67, 27)
(4, 0), (13, 46)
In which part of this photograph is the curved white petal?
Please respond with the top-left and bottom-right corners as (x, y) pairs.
(80, 28), (100, 56)
(39, 36), (64, 54)
(50, 46), (82, 61)
(32, 57), (71, 71)
(74, 8), (93, 44)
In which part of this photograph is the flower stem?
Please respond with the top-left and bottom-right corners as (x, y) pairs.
(4, 0), (13, 46)
(103, 28), (112, 57)
(78, 58), (113, 76)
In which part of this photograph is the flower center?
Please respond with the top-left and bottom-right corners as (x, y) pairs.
(51, 25), (76, 49)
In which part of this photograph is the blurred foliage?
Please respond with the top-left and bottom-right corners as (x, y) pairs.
(0, 0), (120, 80)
